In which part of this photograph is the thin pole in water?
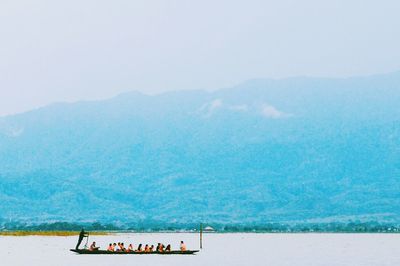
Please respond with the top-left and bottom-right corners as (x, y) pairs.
(200, 223), (203, 249)
(84, 234), (89, 249)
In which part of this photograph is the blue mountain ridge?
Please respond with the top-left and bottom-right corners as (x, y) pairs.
(1, 72), (400, 228)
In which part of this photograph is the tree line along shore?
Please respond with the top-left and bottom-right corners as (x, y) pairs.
(0, 231), (109, 236)
(1, 221), (400, 234)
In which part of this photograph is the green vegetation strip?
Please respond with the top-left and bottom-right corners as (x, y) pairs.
(0, 231), (109, 236)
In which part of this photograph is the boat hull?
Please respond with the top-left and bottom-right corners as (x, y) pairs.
(70, 249), (199, 255)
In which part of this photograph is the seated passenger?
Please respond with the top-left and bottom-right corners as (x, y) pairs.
(116, 242), (121, 252)
(135, 243), (143, 252)
(107, 243), (113, 251)
(112, 243), (117, 251)
(150, 245), (154, 252)
(144, 244), (150, 252)
(180, 241), (186, 251)
(165, 244), (171, 252)
(89, 241), (99, 251)
(121, 243), (126, 252)
(127, 244), (134, 252)
(159, 244), (164, 252)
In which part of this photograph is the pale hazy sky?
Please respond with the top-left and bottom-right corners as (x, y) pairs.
(1, 0), (400, 116)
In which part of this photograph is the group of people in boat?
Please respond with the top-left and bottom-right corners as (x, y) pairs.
(89, 240), (187, 252)
(77, 229), (189, 252)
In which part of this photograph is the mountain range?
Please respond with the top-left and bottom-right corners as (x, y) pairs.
(1, 72), (400, 229)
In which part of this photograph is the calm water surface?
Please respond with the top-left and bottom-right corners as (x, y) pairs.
(1, 233), (400, 266)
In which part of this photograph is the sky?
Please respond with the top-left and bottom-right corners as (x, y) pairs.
(1, 0), (400, 116)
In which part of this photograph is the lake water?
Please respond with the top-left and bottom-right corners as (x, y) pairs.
(1, 233), (400, 266)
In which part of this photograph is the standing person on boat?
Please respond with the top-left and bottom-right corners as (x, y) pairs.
(180, 241), (186, 251)
(75, 229), (89, 250)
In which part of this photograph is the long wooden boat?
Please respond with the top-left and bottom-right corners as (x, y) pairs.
(70, 249), (199, 255)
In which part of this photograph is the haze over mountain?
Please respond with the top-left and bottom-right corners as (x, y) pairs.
(1, 72), (400, 229)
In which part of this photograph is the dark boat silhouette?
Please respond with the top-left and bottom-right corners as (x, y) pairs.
(70, 249), (199, 255)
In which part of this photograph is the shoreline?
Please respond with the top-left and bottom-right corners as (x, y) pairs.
(0, 231), (109, 236)
(1, 231), (400, 236)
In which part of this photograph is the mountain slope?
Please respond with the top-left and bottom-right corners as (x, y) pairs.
(1, 72), (400, 227)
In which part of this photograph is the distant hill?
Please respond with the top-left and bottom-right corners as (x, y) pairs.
(1, 72), (400, 229)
